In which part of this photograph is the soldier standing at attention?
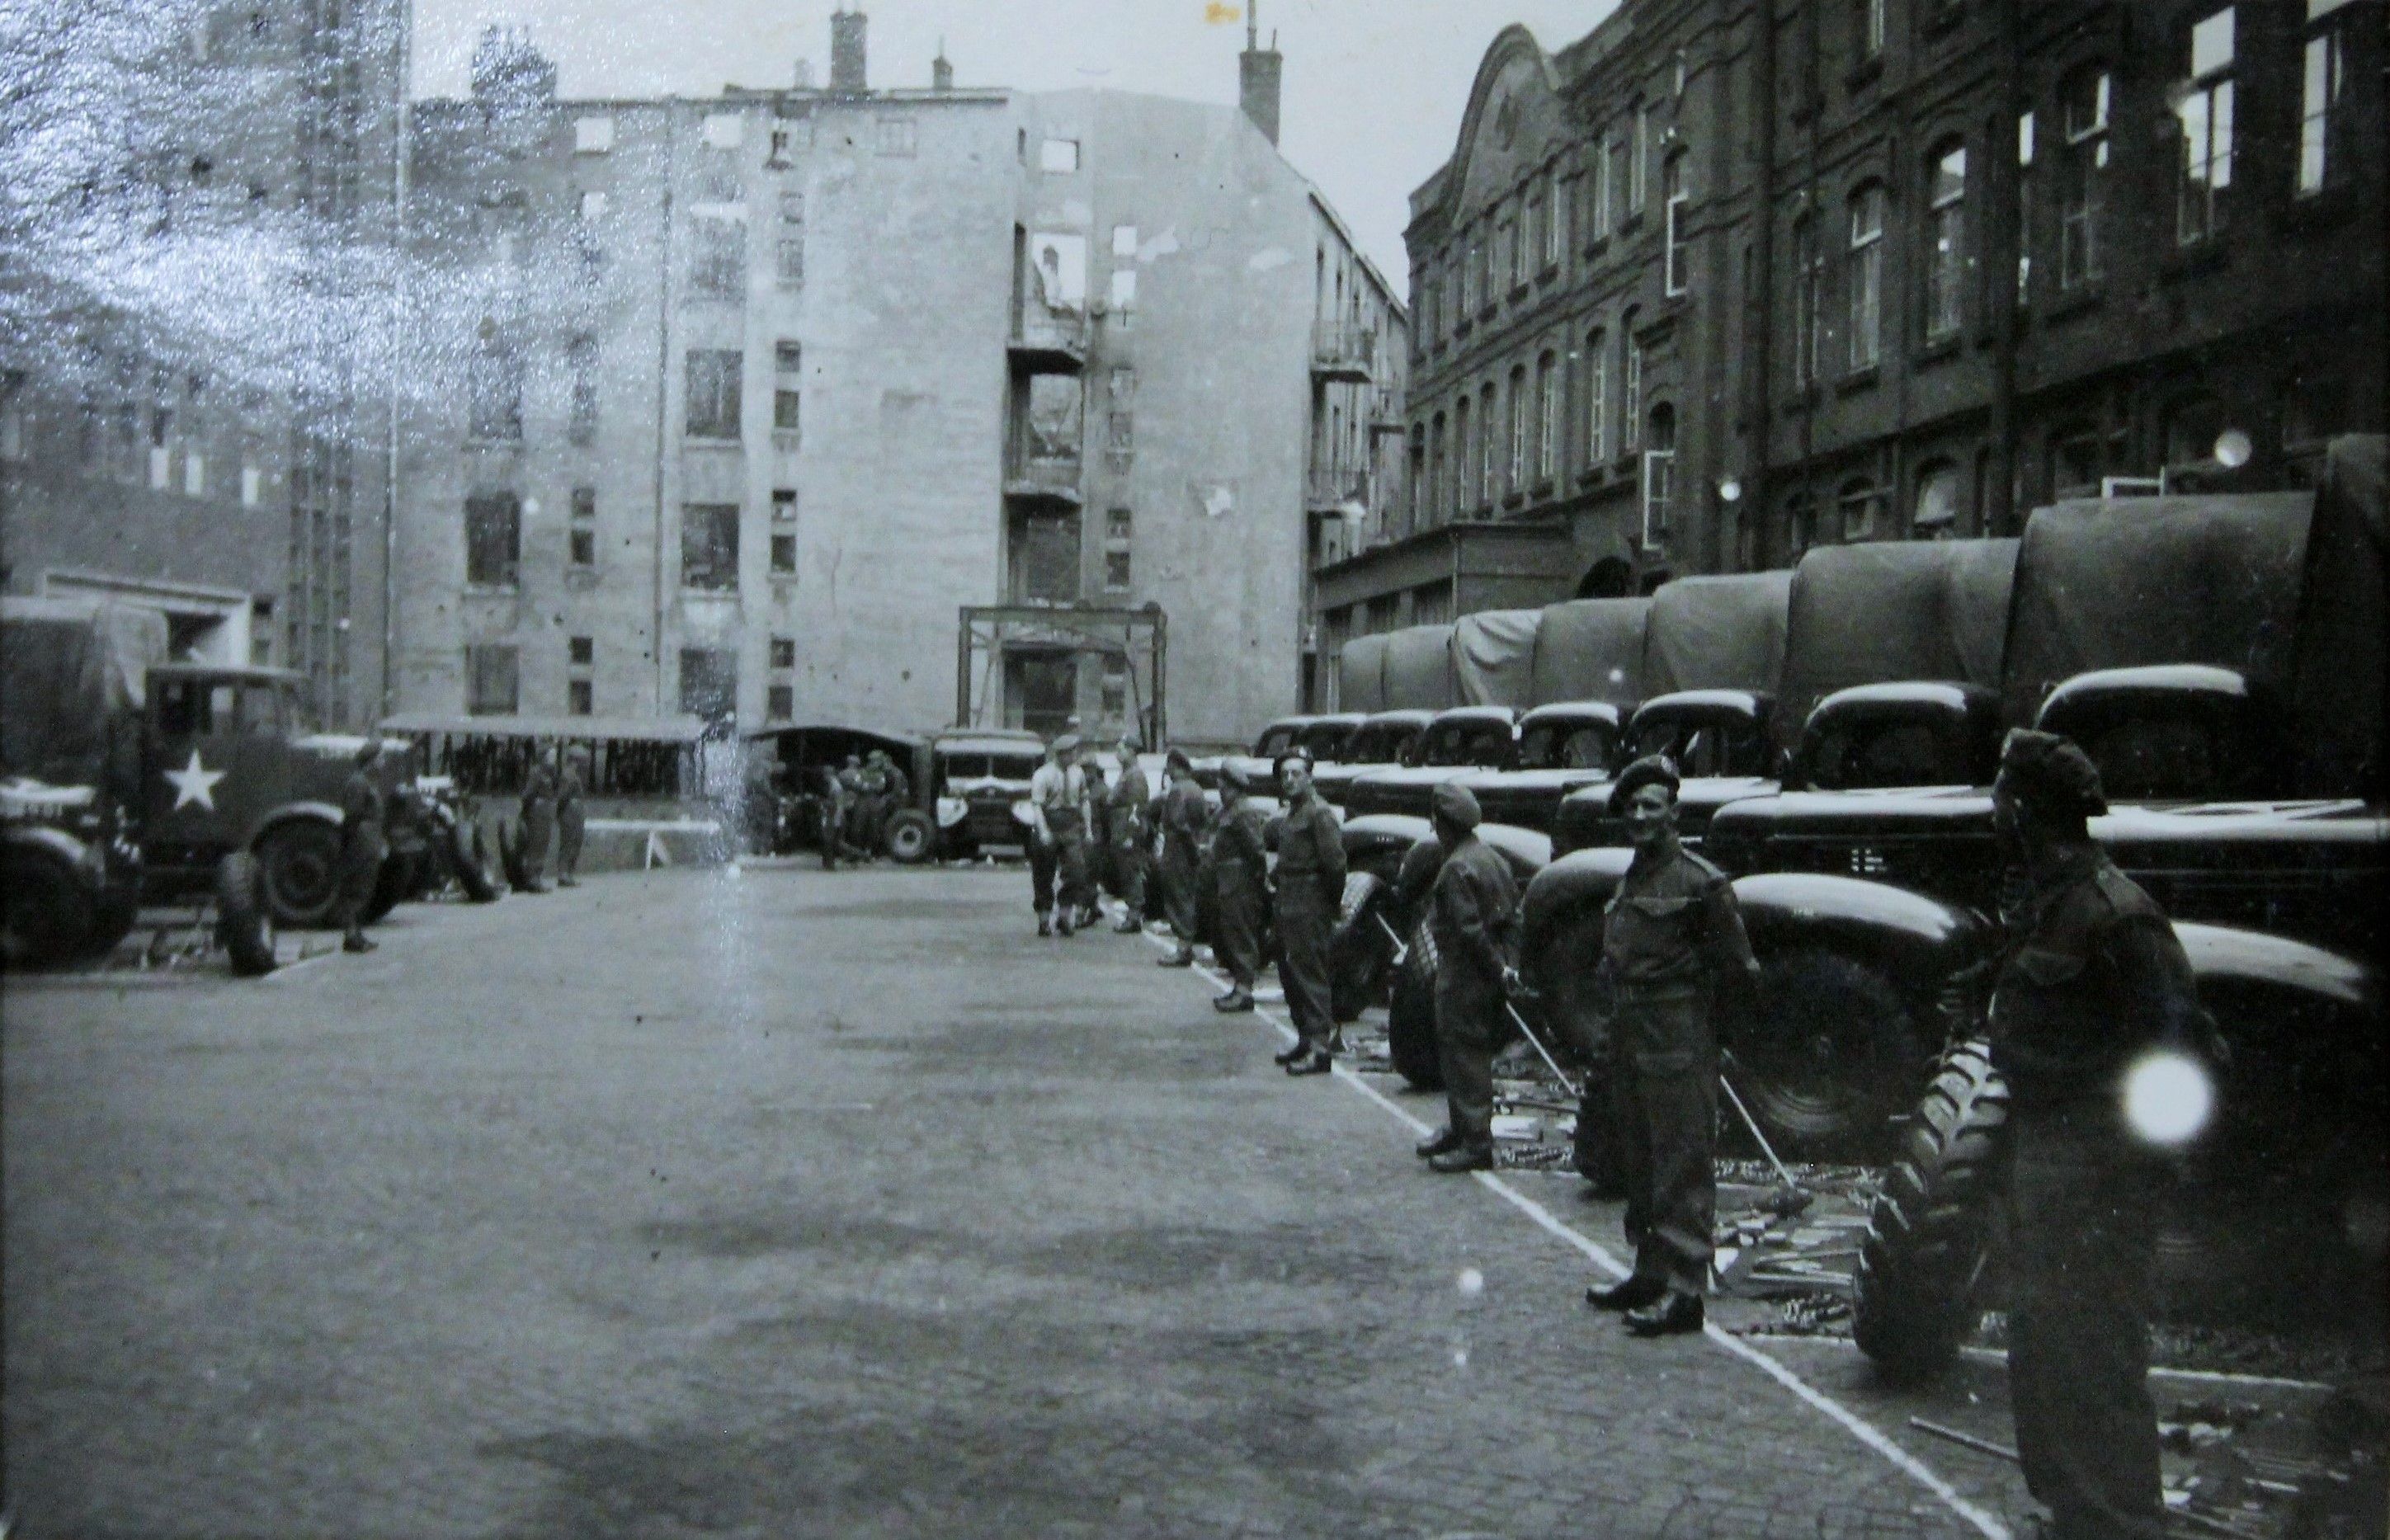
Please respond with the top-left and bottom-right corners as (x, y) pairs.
(1415, 783), (1524, 1173)
(517, 752), (558, 894)
(1106, 735), (1152, 932)
(1989, 729), (2215, 1540)
(1154, 751), (1207, 968)
(1270, 750), (1346, 1076)
(1206, 776), (1270, 1010)
(1027, 733), (1094, 936)
(337, 739), (387, 954)
(555, 746), (589, 887)
(1583, 756), (1761, 1337)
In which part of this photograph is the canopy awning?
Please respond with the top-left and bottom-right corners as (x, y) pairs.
(379, 712), (712, 745)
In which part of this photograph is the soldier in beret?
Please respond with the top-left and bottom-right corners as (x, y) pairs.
(1989, 728), (2218, 1540)
(1583, 754), (1761, 1337)
(1271, 748), (1346, 1076)
(1415, 781), (1524, 1173)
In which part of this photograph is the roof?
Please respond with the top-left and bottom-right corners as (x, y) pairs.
(932, 732), (1049, 756)
(380, 712), (712, 744)
(152, 662), (308, 685)
(1521, 700), (1624, 725)
(744, 722), (930, 748)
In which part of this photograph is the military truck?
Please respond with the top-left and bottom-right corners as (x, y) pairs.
(747, 723), (1048, 862)
(1217, 713), (1364, 795)
(1337, 704), (1520, 819)
(1305, 708), (1435, 806)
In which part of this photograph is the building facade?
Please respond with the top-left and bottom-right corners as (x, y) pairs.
(0, 0), (407, 725)
(1315, 0), (2384, 668)
(394, 15), (1403, 746)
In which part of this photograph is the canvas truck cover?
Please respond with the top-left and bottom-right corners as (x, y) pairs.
(1452, 610), (1544, 708)
(1642, 571), (1794, 699)
(2001, 494), (2315, 731)
(1528, 597), (1652, 708)
(1336, 633), (1391, 715)
(0, 596), (168, 788)
(2289, 436), (2386, 798)
(1381, 624), (1459, 710)
(1780, 539), (2017, 748)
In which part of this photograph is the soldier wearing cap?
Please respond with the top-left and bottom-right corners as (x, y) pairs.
(1105, 735), (1152, 933)
(1415, 782), (1524, 1172)
(516, 752), (558, 893)
(1207, 775), (1270, 1010)
(1989, 728), (2216, 1540)
(837, 754), (872, 862)
(1154, 750), (1207, 967)
(1270, 748), (1346, 1075)
(556, 746), (590, 887)
(1582, 754), (1761, 1337)
(335, 738), (387, 953)
(1027, 732), (1095, 936)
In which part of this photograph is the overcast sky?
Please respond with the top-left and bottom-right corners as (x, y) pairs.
(409, 0), (1619, 299)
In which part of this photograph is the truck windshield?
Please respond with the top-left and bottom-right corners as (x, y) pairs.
(1294, 721), (1356, 758)
(1629, 713), (1762, 777)
(1803, 717), (1955, 790)
(155, 679), (283, 736)
(1346, 724), (1414, 763)
(1433, 724), (1513, 768)
(2077, 715), (2224, 802)
(1252, 723), (1300, 757)
(1518, 722), (1612, 770)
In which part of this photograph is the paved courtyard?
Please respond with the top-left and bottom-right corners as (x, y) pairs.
(7, 864), (2079, 1538)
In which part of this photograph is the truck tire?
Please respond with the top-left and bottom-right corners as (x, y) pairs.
(448, 821), (501, 902)
(1853, 1038), (2010, 1383)
(1534, 909), (1610, 1066)
(214, 851), (279, 977)
(1387, 916), (1443, 1090)
(1, 846), (94, 969)
(883, 808), (936, 864)
(361, 851), (412, 925)
(255, 819), (345, 929)
(1733, 948), (1930, 1161)
(1328, 873), (1394, 1024)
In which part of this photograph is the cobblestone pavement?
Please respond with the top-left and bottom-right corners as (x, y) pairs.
(5, 864), (2054, 1538)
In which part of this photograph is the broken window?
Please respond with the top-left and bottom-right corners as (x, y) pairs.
(685, 350), (741, 439)
(464, 492), (521, 586)
(681, 502), (739, 591)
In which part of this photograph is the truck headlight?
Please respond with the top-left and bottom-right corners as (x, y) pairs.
(2123, 1050), (2213, 1148)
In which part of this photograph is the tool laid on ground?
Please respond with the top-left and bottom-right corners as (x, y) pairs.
(1908, 1417), (2018, 1463)
(1501, 1001), (1582, 1101)
(1717, 1048), (1813, 1217)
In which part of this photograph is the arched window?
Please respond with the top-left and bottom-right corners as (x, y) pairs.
(1577, 555), (1633, 599)
(1620, 310), (1643, 451)
(1428, 413), (1447, 523)
(1791, 214), (1824, 387)
(1534, 351), (1558, 482)
(1846, 183), (1884, 370)
(1642, 403), (1676, 544)
(2058, 65), (2110, 289)
(1838, 474), (1883, 541)
(1924, 141), (1967, 341)
(1506, 365), (1527, 492)
(1584, 328), (1609, 464)
(1478, 383), (1498, 506)
(1662, 150), (1691, 295)
(1913, 460), (1961, 535)
(1452, 396), (1471, 517)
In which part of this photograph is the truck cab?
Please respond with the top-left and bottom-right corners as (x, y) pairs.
(1338, 705), (1521, 819)
(1445, 701), (1625, 834)
(1550, 690), (1777, 854)
(1221, 713), (1363, 794)
(1308, 709), (1435, 807)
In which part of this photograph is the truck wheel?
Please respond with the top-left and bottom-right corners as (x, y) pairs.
(255, 820), (345, 929)
(1328, 873), (1393, 1024)
(1, 847), (94, 969)
(361, 851), (412, 924)
(1854, 1038), (2010, 1383)
(1535, 909), (1610, 1066)
(883, 808), (936, 864)
(447, 821), (501, 902)
(1733, 948), (1929, 1161)
(498, 819), (532, 892)
(1386, 916), (1443, 1090)
(214, 851), (279, 977)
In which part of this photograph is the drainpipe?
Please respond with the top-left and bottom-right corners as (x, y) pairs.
(1985, 0), (2022, 535)
(652, 178), (674, 712)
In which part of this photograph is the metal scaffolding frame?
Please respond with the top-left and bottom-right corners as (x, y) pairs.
(955, 603), (1167, 745)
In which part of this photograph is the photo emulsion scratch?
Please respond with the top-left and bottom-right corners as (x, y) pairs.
(2, 1), (2383, 1536)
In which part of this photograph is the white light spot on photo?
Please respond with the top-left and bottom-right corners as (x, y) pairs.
(1456, 1266), (1483, 1298)
(2123, 1051), (2213, 1147)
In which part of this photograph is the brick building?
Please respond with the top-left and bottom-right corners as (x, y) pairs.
(0, 0), (407, 726)
(1313, 0), (2384, 674)
(392, 12), (1403, 747)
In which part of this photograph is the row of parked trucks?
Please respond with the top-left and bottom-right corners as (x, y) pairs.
(1224, 436), (2383, 1377)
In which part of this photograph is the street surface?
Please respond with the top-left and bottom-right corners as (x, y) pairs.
(4, 862), (2212, 1538)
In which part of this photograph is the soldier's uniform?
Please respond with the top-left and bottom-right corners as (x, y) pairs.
(1988, 732), (2209, 1540)
(856, 754), (894, 856)
(1027, 737), (1095, 934)
(837, 759), (872, 859)
(1207, 793), (1270, 992)
(1598, 826), (1756, 1304)
(1156, 765), (1208, 963)
(1427, 786), (1521, 1161)
(556, 751), (587, 886)
(517, 759), (557, 892)
(1271, 780), (1346, 1057)
(336, 752), (387, 951)
(818, 765), (851, 871)
(1105, 751), (1152, 929)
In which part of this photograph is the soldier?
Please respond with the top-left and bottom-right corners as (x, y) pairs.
(336, 739), (387, 954)
(1414, 782), (1524, 1173)
(1582, 755), (1761, 1337)
(1154, 750), (1207, 968)
(837, 754), (871, 861)
(1270, 749), (1346, 1076)
(857, 750), (895, 857)
(517, 752), (558, 894)
(1988, 729), (2216, 1540)
(1027, 732), (1094, 936)
(878, 747), (912, 813)
(1207, 776), (1270, 1010)
(1105, 735), (1152, 933)
(556, 746), (589, 887)
(818, 762), (851, 871)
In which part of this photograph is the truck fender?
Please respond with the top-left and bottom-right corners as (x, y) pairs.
(1728, 873), (1995, 996)
(248, 801), (346, 847)
(1519, 847), (1635, 970)
(2172, 922), (2381, 1123)
(1340, 812), (1431, 883)
(2, 821), (105, 881)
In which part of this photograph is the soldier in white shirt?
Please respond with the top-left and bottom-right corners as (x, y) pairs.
(1026, 733), (1096, 936)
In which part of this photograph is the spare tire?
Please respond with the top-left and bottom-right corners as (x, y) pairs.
(1733, 948), (1930, 1161)
(883, 808), (936, 864)
(447, 819), (501, 902)
(1, 845), (94, 970)
(214, 850), (278, 977)
(1853, 1038), (2010, 1383)
(361, 851), (412, 924)
(1386, 916), (1443, 1090)
(1328, 873), (1394, 1024)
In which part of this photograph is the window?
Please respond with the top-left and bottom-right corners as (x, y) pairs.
(577, 190), (608, 221)
(1429, 414), (1447, 521)
(691, 214), (746, 296)
(2050, 421), (2105, 493)
(1787, 492), (1820, 555)
(2177, 9), (2235, 244)
(468, 339), (521, 440)
(570, 680), (594, 716)
(2299, 2), (2354, 195)
(773, 341), (801, 434)
(875, 116), (917, 156)
(569, 635), (594, 666)
(2015, 112), (2035, 304)
(1108, 268), (1136, 316)
(771, 532), (796, 576)
(1112, 224), (1138, 257)
(568, 337), (598, 442)
(766, 685), (792, 721)
(1039, 137), (1079, 173)
(1506, 365), (1527, 492)
(770, 635), (795, 669)
(678, 648), (736, 723)
(1847, 184), (1884, 370)
(1629, 102), (1652, 214)
(685, 350), (741, 440)
(1407, 426), (1426, 530)
(1584, 330), (1608, 465)
(1109, 365), (1134, 402)
(1838, 476), (1883, 540)
(1478, 383), (1497, 505)
(775, 189), (804, 288)
(1913, 462), (1961, 533)
(1534, 352), (1558, 482)
(1857, 0), (1886, 60)
(771, 488), (797, 575)
(702, 113), (743, 149)
(1621, 318), (1643, 452)
(1104, 507), (1132, 591)
(1107, 411), (1133, 458)
(1642, 404), (1676, 545)
(681, 503), (739, 591)
(1101, 656), (1130, 722)
(466, 644), (519, 715)
(1924, 143), (1967, 341)
(1453, 397), (1471, 511)
(1593, 137), (1615, 238)
(568, 525), (595, 568)
(1553, 175), (1575, 264)
(1498, 213), (1519, 291)
(2058, 68), (2110, 288)
(465, 492), (520, 586)
(1662, 152), (1690, 295)
(1792, 215), (1824, 386)
(574, 115), (614, 153)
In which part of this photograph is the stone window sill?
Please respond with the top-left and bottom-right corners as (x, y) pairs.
(1836, 365), (1881, 395)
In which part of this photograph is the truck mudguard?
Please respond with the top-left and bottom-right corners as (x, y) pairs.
(1728, 871), (1995, 994)
(1519, 846), (1636, 966)
(1339, 812), (1432, 882)
(248, 800), (347, 848)
(2, 820), (105, 880)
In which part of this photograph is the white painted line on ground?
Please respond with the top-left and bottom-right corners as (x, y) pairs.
(1138, 925), (2011, 1540)
(260, 948), (343, 984)
(1739, 1334), (2336, 1394)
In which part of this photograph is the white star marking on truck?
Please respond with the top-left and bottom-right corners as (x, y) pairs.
(164, 749), (227, 812)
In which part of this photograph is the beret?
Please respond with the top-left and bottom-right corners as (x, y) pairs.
(1052, 732), (1082, 755)
(1164, 748), (1192, 773)
(1275, 747), (1315, 773)
(1431, 779), (1482, 830)
(1996, 728), (2108, 817)
(1609, 754), (1682, 816)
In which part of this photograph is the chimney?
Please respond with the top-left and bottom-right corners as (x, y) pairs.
(932, 38), (953, 92)
(829, 7), (867, 96)
(1238, 2), (1282, 146)
(793, 56), (814, 89)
